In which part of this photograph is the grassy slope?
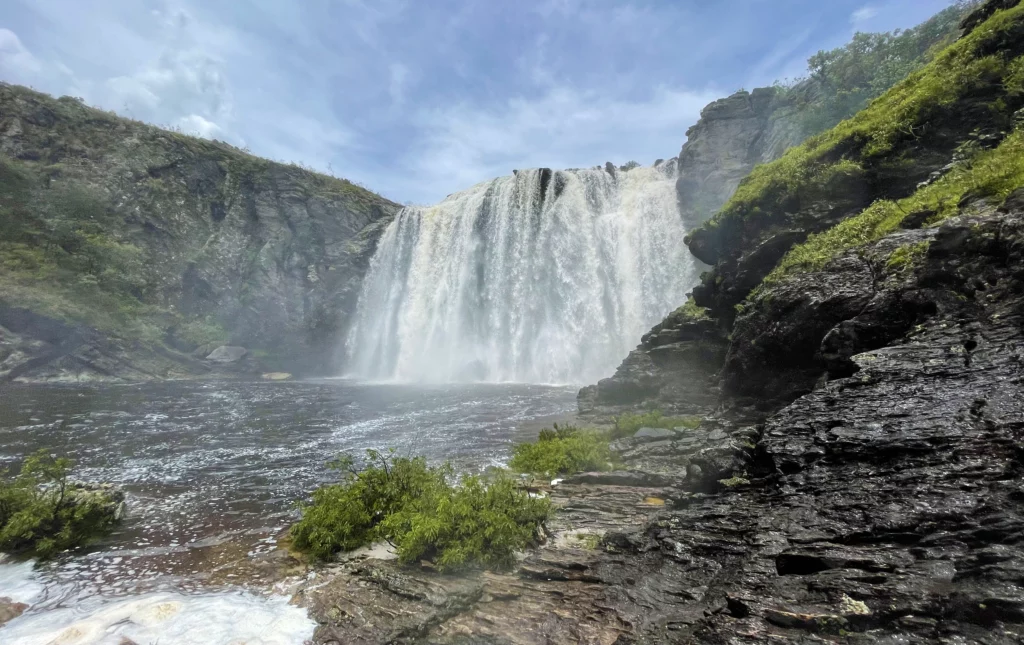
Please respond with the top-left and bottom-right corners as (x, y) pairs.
(764, 124), (1024, 287)
(700, 3), (1024, 236)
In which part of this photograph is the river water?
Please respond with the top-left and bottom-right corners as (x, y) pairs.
(0, 379), (577, 644)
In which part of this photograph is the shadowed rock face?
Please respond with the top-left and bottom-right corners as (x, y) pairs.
(577, 306), (726, 419)
(297, 191), (1024, 645)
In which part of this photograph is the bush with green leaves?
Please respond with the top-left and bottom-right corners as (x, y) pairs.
(792, 1), (979, 136)
(508, 424), (614, 478)
(290, 449), (550, 571)
(0, 450), (121, 558)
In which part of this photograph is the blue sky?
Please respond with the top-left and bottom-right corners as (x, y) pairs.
(1, 0), (954, 204)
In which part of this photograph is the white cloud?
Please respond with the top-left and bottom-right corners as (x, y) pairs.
(851, 6), (879, 25)
(177, 113), (221, 138)
(394, 83), (719, 203)
(0, 28), (42, 79)
(106, 48), (231, 122)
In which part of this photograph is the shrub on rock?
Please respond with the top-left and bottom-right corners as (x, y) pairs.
(291, 449), (550, 571)
(0, 450), (124, 558)
(509, 424), (614, 477)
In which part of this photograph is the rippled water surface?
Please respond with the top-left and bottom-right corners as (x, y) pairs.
(0, 379), (577, 643)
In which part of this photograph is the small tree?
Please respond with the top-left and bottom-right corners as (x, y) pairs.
(0, 449), (121, 558)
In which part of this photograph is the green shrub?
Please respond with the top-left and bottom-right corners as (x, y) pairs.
(509, 425), (613, 477)
(175, 317), (230, 349)
(290, 449), (550, 571)
(379, 472), (550, 570)
(611, 411), (702, 440)
(886, 241), (931, 273)
(0, 450), (121, 558)
(674, 297), (710, 322)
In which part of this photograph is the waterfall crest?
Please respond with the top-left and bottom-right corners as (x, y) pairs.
(345, 162), (698, 384)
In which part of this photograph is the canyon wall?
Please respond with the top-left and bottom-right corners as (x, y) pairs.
(0, 83), (401, 382)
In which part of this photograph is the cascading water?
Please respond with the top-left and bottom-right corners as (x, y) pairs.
(345, 161), (698, 384)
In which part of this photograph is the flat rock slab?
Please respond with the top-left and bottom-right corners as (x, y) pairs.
(633, 426), (676, 439)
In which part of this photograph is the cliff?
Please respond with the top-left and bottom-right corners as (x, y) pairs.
(674, 86), (809, 233)
(583, 0), (1017, 418)
(0, 84), (401, 382)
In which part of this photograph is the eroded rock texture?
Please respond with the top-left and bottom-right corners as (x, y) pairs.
(578, 306), (727, 419)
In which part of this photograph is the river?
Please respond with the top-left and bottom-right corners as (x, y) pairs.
(0, 379), (577, 644)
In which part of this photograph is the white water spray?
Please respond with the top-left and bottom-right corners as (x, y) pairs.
(345, 162), (697, 384)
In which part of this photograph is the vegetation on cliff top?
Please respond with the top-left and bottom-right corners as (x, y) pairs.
(291, 450), (550, 571)
(0, 450), (122, 558)
(701, 2), (1024, 233)
(1, 84), (386, 205)
(787, 1), (981, 136)
(761, 124), (1024, 284)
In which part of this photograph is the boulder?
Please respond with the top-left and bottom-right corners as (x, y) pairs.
(0, 597), (28, 627)
(206, 345), (248, 363)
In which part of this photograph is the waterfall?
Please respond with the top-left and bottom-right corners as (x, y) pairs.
(344, 161), (697, 384)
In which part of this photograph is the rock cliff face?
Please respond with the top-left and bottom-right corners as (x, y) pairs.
(0, 84), (401, 382)
(675, 86), (808, 232)
(578, 87), (809, 417)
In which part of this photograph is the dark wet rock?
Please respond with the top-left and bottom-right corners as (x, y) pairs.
(960, 0), (1019, 33)
(578, 307), (727, 420)
(561, 470), (679, 488)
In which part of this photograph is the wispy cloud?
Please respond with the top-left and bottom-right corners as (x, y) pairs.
(388, 62), (410, 108)
(396, 84), (719, 203)
(851, 6), (880, 25)
(0, 28), (41, 77)
(1, 0), (954, 203)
